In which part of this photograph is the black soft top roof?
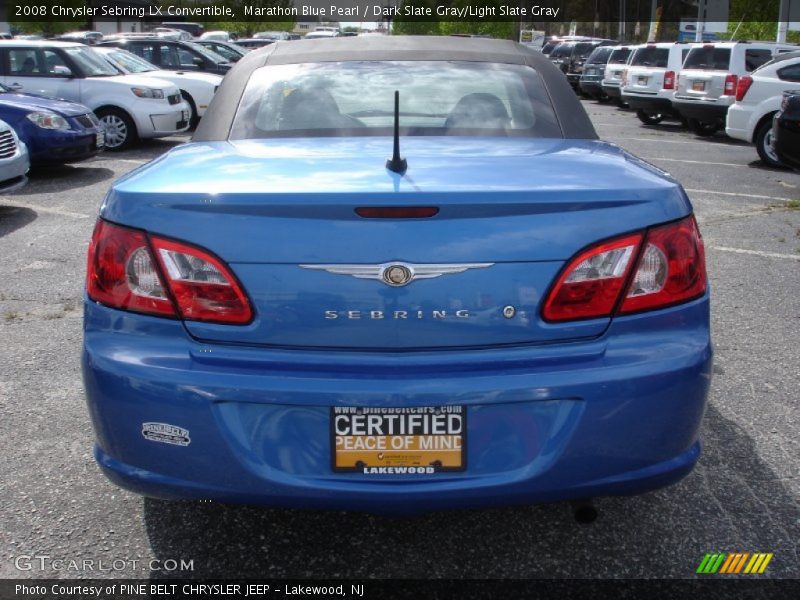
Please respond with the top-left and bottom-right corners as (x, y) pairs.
(193, 36), (597, 141)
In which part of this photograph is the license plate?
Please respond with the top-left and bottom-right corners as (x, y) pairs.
(95, 132), (104, 148)
(638, 76), (648, 85)
(182, 110), (190, 120)
(332, 406), (465, 474)
(586, 68), (596, 76)
(692, 81), (706, 92)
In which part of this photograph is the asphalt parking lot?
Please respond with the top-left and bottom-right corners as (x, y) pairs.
(0, 100), (798, 580)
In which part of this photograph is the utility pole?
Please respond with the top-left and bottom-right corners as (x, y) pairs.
(647, 0), (660, 42)
(777, 0), (790, 43)
(694, 0), (707, 42)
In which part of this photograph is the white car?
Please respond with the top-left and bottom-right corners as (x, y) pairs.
(672, 41), (797, 136)
(0, 41), (190, 150)
(600, 45), (634, 104)
(95, 46), (221, 127)
(305, 29), (340, 39)
(200, 31), (234, 42)
(154, 28), (193, 42)
(621, 42), (696, 125)
(726, 51), (800, 167)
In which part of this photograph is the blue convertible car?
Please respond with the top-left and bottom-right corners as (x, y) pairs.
(0, 83), (104, 165)
(83, 37), (712, 514)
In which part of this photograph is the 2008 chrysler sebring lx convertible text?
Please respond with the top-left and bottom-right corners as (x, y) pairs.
(82, 37), (712, 514)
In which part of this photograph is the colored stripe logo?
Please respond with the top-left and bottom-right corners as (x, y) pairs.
(697, 553), (773, 574)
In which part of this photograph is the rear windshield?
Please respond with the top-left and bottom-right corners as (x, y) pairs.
(574, 43), (599, 59)
(230, 61), (562, 140)
(541, 42), (559, 54)
(549, 44), (574, 58)
(684, 47), (731, 70)
(586, 47), (613, 64)
(608, 47), (632, 64)
(630, 47), (669, 68)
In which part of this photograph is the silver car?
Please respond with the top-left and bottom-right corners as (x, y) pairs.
(0, 119), (29, 192)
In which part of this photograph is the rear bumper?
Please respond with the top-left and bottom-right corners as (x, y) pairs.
(672, 100), (730, 123)
(566, 72), (582, 88)
(724, 104), (753, 142)
(83, 295), (713, 513)
(601, 83), (622, 98)
(579, 79), (603, 95)
(621, 93), (675, 114)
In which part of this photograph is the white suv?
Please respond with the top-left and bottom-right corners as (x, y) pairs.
(672, 41), (797, 136)
(600, 45), (634, 104)
(726, 51), (800, 167)
(621, 42), (695, 125)
(0, 41), (190, 150)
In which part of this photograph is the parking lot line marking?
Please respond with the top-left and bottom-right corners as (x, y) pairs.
(93, 157), (147, 166)
(685, 189), (796, 202)
(0, 199), (91, 219)
(613, 136), (738, 147)
(710, 246), (800, 261)
(643, 157), (742, 168)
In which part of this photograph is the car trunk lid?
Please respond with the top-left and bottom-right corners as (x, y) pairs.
(104, 138), (691, 350)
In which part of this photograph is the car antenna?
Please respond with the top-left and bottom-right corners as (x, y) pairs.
(385, 90), (407, 175)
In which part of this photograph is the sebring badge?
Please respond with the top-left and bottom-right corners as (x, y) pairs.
(299, 261), (494, 287)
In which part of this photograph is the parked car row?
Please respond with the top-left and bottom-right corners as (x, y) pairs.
(0, 41), (193, 152)
(550, 38), (800, 170)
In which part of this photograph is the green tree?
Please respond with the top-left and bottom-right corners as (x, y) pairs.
(726, 0), (789, 41)
(438, 0), (515, 40)
(393, 0), (441, 36)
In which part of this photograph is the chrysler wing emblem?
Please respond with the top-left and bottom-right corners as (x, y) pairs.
(299, 262), (494, 287)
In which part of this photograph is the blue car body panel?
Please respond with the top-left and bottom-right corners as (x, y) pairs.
(0, 91), (102, 164)
(84, 133), (712, 513)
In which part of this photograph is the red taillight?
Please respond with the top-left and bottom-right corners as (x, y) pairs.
(619, 216), (706, 314)
(663, 70), (676, 90)
(621, 69), (628, 86)
(723, 73), (738, 96)
(151, 236), (253, 324)
(542, 216), (706, 322)
(542, 233), (643, 322)
(87, 220), (252, 324)
(735, 75), (753, 101)
(86, 220), (176, 318)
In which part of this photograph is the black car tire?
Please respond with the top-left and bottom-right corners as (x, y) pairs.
(181, 91), (199, 129)
(637, 110), (664, 125)
(754, 120), (785, 169)
(596, 92), (611, 103)
(95, 107), (137, 151)
(687, 118), (719, 137)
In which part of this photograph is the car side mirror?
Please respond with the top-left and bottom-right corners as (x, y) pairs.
(192, 56), (204, 67)
(52, 65), (73, 78)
